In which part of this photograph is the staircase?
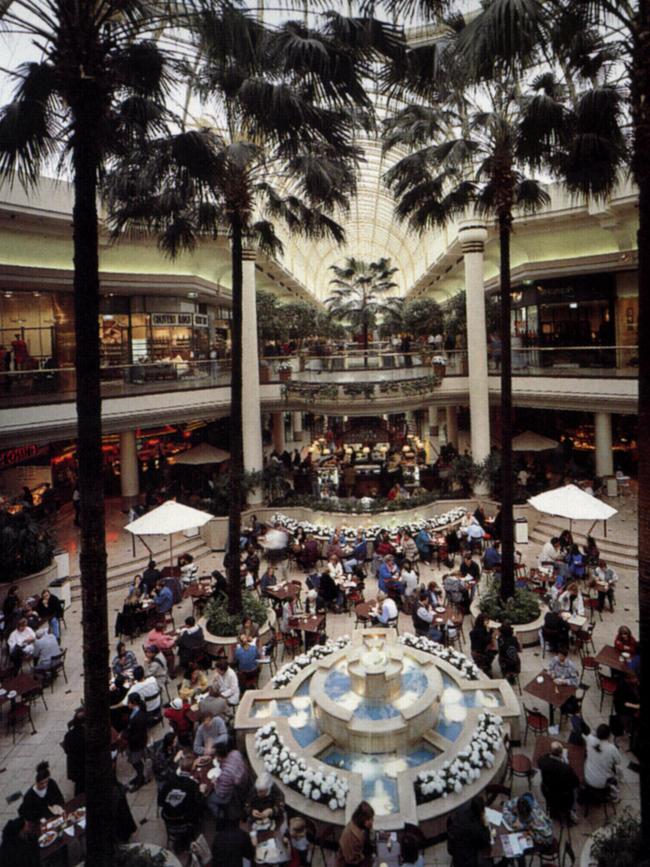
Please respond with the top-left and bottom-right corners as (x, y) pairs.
(529, 516), (638, 572)
(69, 534), (215, 601)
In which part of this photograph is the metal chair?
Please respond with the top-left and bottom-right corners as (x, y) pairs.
(7, 699), (36, 742)
(596, 671), (617, 712)
(523, 705), (549, 744)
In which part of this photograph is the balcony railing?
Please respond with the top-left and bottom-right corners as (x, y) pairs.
(0, 345), (638, 411)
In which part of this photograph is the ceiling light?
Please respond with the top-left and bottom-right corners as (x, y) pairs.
(188, 291), (198, 299)
(33, 291), (41, 297)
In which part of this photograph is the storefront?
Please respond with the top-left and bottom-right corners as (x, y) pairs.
(0, 290), (230, 371)
(509, 274), (617, 348)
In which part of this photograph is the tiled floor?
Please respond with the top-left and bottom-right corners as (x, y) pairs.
(0, 496), (641, 865)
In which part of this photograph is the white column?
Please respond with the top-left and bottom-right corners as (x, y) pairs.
(292, 411), (303, 443)
(594, 411), (614, 477)
(241, 245), (264, 502)
(272, 411), (286, 453)
(446, 406), (459, 450)
(119, 430), (139, 510)
(459, 222), (490, 492)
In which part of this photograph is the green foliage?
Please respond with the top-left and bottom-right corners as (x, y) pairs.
(282, 302), (319, 341)
(209, 471), (262, 517)
(268, 490), (441, 514)
(326, 257), (400, 344)
(256, 291), (285, 343)
(590, 810), (649, 867)
(0, 511), (55, 582)
(479, 583), (541, 626)
(205, 591), (268, 637)
(402, 298), (444, 336)
(448, 454), (481, 496)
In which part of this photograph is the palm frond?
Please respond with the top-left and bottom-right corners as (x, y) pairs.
(251, 219), (283, 258)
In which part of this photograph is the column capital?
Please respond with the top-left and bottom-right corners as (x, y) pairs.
(241, 246), (257, 261)
(458, 221), (488, 253)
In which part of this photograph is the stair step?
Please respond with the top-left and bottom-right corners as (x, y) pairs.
(531, 520), (637, 556)
(528, 531), (637, 569)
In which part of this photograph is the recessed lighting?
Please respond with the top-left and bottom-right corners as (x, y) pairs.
(188, 291), (198, 299)
(3, 292), (12, 298)
(33, 291), (41, 297)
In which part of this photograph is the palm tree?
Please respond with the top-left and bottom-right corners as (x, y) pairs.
(384, 68), (550, 601)
(107, 6), (401, 614)
(327, 256), (400, 356)
(0, 2), (180, 863)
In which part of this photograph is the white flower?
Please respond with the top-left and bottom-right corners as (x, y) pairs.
(311, 788), (321, 800)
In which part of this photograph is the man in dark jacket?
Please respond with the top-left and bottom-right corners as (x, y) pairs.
(538, 741), (580, 821)
(61, 708), (86, 795)
(125, 693), (148, 791)
(142, 560), (161, 594)
(541, 610), (569, 653)
(447, 796), (491, 867)
(158, 755), (202, 828)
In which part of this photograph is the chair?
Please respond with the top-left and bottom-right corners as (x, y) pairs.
(7, 699), (36, 742)
(582, 784), (617, 822)
(576, 623), (596, 655)
(523, 705), (549, 744)
(578, 647), (599, 682)
(385, 616), (399, 634)
(505, 734), (535, 789)
(485, 782), (512, 807)
(583, 597), (602, 623)
(23, 682), (48, 712)
(278, 631), (301, 660)
(534, 839), (561, 867)
(163, 815), (194, 851)
(48, 649), (69, 692)
(145, 690), (163, 727)
(304, 819), (336, 867)
(596, 671), (617, 711)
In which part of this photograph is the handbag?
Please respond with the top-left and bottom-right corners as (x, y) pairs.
(190, 833), (212, 867)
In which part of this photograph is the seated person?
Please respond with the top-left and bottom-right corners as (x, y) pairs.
(460, 552), (481, 582)
(152, 731), (180, 791)
(259, 566), (278, 595)
(318, 569), (342, 609)
(413, 592), (443, 642)
(207, 741), (250, 821)
(415, 528), (432, 562)
(373, 591), (398, 625)
(377, 555), (401, 594)
(547, 647), (580, 714)
(469, 613), (496, 676)
(502, 793), (554, 850)
(112, 641), (138, 675)
(497, 622), (521, 684)
(193, 710), (228, 756)
(19, 762), (64, 823)
(158, 754), (202, 828)
(176, 616), (205, 669)
(482, 541), (501, 572)
(163, 697), (193, 745)
(178, 661), (208, 702)
(32, 626), (62, 675)
(614, 624), (638, 656)
(153, 579), (174, 615)
(199, 683), (232, 721)
(558, 582), (585, 617)
(540, 609), (569, 653)
(7, 618), (36, 674)
(247, 773), (289, 864)
(299, 534), (320, 571)
(36, 589), (64, 640)
(146, 621), (176, 653)
(127, 665), (162, 717)
(213, 657), (240, 707)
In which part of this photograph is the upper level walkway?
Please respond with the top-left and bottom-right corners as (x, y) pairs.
(0, 345), (638, 448)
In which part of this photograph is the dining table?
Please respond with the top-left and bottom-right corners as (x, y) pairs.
(532, 735), (585, 783)
(0, 672), (42, 704)
(523, 670), (577, 725)
(264, 582), (300, 603)
(354, 600), (376, 625)
(38, 794), (86, 862)
(594, 644), (633, 673)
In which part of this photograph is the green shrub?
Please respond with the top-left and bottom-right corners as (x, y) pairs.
(590, 809), (649, 867)
(0, 510), (55, 583)
(204, 591), (268, 637)
(114, 845), (167, 866)
(479, 583), (541, 625)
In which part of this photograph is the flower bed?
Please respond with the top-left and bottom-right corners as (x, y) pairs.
(271, 636), (350, 688)
(269, 506), (467, 541)
(415, 713), (503, 804)
(254, 722), (349, 811)
(399, 633), (480, 680)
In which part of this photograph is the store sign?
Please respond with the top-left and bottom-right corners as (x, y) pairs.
(193, 314), (208, 328)
(151, 313), (194, 327)
(0, 443), (39, 469)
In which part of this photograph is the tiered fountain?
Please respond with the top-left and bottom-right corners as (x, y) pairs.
(235, 630), (520, 834)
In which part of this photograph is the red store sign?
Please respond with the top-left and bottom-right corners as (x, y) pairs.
(0, 444), (39, 469)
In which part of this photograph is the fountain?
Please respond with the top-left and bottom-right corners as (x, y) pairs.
(236, 630), (520, 833)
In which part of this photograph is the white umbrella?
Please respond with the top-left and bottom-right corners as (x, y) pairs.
(528, 484), (617, 534)
(172, 443), (230, 465)
(512, 431), (559, 452)
(125, 500), (214, 565)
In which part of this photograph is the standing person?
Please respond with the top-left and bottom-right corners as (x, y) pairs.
(62, 708), (86, 795)
(10, 333), (27, 370)
(593, 560), (618, 613)
(72, 485), (81, 527)
(124, 693), (148, 791)
(538, 741), (580, 821)
(207, 741), (250, 822)
(446, 796), (491, 867)
(335, 801), (375, 867)
(584, 724), (622, 801)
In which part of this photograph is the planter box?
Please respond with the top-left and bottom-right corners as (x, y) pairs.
(0, 561), (58, 605)
(470, 596), (546, 648)
(198, 616), (273, 661)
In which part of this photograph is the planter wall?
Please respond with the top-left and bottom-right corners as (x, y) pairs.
(0, 561), (58, 605)
(470, 596), (546, 648)
(198, 616), (273, 661)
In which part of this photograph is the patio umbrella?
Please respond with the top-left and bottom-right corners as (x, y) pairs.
(527, 484), (617, 535)
(125, 500), (214, 565)
(512, 431), (559, 452)
(173, 443), (230, 465)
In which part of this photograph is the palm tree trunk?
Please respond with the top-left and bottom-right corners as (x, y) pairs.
(498, 212), (515, 600)
(363, 322), (369, 368)
(71, 104), (113, 864)
(632, 0), (650, 839)
(227, 215), (244, 615)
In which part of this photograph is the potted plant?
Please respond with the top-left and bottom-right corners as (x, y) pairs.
(432, 355), (447, 376)
(589, 809), (645, 867)
(278, 360), (293, 382)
